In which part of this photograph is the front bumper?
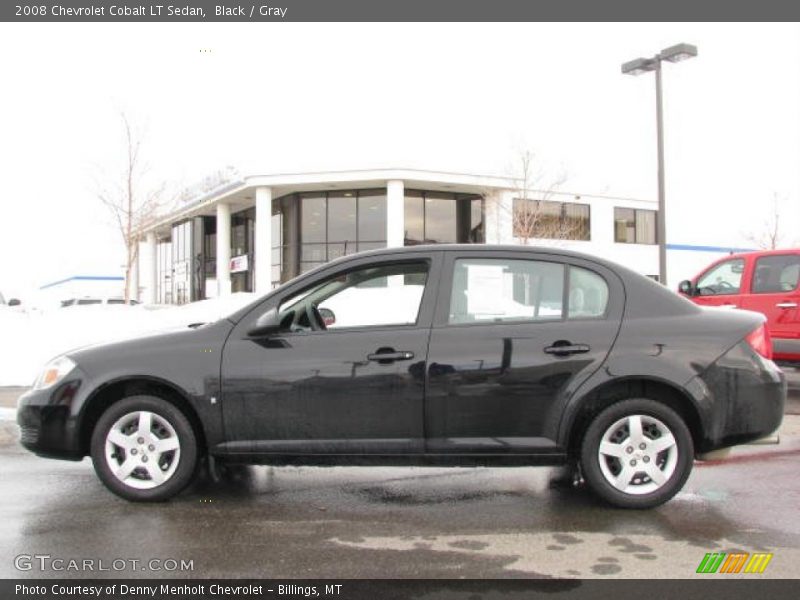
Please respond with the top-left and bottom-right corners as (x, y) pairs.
(16, 375), (86, 460)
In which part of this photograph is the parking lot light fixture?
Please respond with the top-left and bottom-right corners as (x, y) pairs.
(621, 57), (656, 76)
(621, 43), (698, 285)
(659, 43), (699, 63)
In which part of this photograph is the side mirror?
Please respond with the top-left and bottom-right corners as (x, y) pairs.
(318, 307), (336, 327)
(8, 298), (21, 307)
(247, 308), (281, 338)
(678, 280), (694, 296)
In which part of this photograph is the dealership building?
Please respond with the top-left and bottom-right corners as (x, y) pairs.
(134, 168), (661, 305)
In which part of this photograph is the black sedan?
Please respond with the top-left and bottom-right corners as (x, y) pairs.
(17, 245), (785, 508)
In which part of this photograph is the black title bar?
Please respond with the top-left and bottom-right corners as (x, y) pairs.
(4, 579), (800, 600)
(3, 0), (800, 22)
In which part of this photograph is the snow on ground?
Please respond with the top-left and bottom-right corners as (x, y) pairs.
(0, 293), (257, 387)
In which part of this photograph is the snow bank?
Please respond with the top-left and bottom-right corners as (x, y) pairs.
(0, 293), (257, 387)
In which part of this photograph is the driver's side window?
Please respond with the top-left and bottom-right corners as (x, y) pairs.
(696, 258), (745, 296)
(277, 261), (429, 332)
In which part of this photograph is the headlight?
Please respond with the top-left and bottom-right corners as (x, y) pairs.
(33, 356), (77, 391)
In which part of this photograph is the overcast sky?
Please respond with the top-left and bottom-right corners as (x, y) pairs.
(1, 22), (798, 295)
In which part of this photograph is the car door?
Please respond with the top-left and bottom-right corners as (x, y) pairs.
(691, 256), (749, 308)
(424, 250), (624, 454)
(740, 253), (800, 352)
(220, 251), (441, 454)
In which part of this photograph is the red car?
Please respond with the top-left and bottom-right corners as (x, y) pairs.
(679, 249), (800, 367)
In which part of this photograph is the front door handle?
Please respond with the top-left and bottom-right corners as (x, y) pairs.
(367, 350), (414, 363)
(544, 342), (590, 357)
(776, 302), (798, 309)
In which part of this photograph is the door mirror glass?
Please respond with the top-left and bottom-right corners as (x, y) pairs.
(247, 308), (281, 337)
(678, 280), (694, 296)
(318, 307), (336, 327)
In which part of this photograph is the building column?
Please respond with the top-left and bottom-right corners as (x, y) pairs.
(129, 246), (139, 302)
(140, 231), (157, 304)
(255, 186), (273, 295)
(216, 202), (232, 296)
(484, 190), (514, 245)
(386, 180), (405, 248)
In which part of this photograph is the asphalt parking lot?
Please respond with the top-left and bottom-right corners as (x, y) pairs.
(1, 373), (799, 579)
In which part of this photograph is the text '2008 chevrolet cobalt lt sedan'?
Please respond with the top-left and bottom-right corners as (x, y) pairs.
(18, 245), (785, 508)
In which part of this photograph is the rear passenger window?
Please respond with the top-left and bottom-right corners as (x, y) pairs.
(568, 267), (609, 318)
(752, 255), (800, 294)
(449, 258), (564, 324)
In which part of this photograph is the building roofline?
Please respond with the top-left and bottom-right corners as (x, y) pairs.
(140, 167), (654, 236)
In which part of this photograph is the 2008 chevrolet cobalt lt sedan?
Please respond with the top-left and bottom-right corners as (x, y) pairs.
(18, 246), (785, 508)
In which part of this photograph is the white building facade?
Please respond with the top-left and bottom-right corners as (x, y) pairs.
(135, 168), (660, 305)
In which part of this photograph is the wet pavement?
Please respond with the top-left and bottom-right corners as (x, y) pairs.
(1, 413), (799, 579)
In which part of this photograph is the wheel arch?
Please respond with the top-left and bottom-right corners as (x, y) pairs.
(562, 377), (704, 459)
(78, 376), (207, 457)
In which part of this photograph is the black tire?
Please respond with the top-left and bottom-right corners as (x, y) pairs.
(580, 399), (693, 509)
(90, 395), (198, 502)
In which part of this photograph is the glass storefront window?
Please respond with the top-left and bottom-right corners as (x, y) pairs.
(403, 190), (483, 245)
(328, 193), (357, 246)
(357, 191), (387, 245)
(301, 194), (326, 244)
(424, 194), (458, 243)
(293, 190), (387, 272)
(270, 188), (481, 286)
(404, 191), (424, 244)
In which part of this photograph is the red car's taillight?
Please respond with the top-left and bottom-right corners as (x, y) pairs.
(745, 323), (773, 360)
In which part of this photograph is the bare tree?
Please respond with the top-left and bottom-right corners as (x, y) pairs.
(743, 194), (787, 250)
(487, 150), (577, 245)
(94, 112), (169, 302)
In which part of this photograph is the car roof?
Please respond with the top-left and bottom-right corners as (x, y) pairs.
(723, 248), (800, 260)
(226, 243), (700, 324)
(330, 243), (613, 263)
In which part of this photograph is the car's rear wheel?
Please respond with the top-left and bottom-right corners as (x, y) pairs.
(580, 399), (693, 508)
(90, 395), (198, 501)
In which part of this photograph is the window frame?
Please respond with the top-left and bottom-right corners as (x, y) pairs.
(512, 198), (591, 241)
(433, 249), (619, 329)
(750, 254), (800, 295)
(613, 207), (658, 245)
(235, 250), (444, 339)
(695, 257), (746, 296)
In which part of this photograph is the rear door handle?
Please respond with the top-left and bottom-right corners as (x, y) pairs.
(367, 350), (414, 363)
(544, 343), (590, 356)
(776, 302), (798, 309)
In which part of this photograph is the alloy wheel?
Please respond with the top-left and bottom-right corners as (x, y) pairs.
(596, 414), (678, 495)
(104, 410), (181, 490)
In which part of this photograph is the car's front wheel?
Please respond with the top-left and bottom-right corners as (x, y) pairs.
(580, 399), (693, 509)
(90, 395), (198, 501)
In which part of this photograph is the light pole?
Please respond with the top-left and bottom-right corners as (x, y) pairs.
(622, 43), (697, 286)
